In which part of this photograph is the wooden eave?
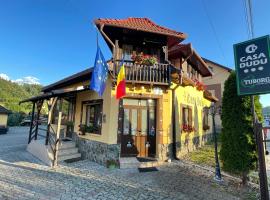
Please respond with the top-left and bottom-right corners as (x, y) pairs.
(169, 43), (213, 77)
(95, 18), (187, 49)
(203, 90), (219, 102)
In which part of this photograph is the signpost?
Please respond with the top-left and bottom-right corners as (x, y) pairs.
(234, 35), (270, 96)
(234, 35), (270, 200)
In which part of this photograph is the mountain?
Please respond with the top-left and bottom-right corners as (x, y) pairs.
(0, 78), (42, 114)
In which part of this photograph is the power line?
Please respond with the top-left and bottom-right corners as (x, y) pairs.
(200, 0), (229, 66)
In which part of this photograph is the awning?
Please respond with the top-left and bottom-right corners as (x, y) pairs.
(20, 85), (89, 104)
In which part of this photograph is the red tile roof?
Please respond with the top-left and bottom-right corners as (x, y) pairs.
(94, 17), (187, 41)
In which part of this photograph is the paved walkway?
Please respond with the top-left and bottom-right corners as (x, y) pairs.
(0, 127), (256, 200)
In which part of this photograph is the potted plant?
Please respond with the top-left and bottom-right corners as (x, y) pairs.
(66, 121), (74, 133)
(106, 159), (120, 169)
(203, 124), (210, 131)
(131, 52), (158, 66)
(79, 124), (87, 135)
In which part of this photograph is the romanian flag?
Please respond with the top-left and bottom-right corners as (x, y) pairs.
(116, 62), (126, 99)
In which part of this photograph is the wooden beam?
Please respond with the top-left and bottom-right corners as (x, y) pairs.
(45, 97), (58, 145)
(53, 98), (63, 167)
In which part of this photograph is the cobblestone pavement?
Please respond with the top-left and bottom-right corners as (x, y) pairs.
(0, 127), (255, 200)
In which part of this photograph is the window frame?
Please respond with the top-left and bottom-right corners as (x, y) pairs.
(181, 105), (192, 126)
(203, 107), (209, 128)
(81, 99), (103, 135)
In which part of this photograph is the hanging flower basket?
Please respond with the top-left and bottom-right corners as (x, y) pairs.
(193, 79), (206, 91)
(182, 124), (195, 133)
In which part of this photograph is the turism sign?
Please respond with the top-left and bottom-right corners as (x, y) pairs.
(234, 35), (270, 95)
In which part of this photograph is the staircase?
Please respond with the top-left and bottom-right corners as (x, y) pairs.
(57, 140), (81, 162)
(120, 157), (164, 169)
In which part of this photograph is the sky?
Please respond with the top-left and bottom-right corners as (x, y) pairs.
(0, 0), (269, 106)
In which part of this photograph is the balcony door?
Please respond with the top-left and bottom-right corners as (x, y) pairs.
(121, 99), (156, 158)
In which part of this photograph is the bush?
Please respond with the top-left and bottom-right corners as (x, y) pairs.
(220, 72), (262, 184)
(7, 112), (26, 126)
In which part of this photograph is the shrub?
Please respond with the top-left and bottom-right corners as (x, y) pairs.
(7, 112), (26, 126)
(220, 72), (262, 184)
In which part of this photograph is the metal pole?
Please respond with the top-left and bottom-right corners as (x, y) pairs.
(212, 105), (222, 181)
(256, 123), (269, 200)
(246, 0), (269, 197)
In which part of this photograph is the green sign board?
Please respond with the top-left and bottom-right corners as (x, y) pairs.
(234, 35), (270, 95)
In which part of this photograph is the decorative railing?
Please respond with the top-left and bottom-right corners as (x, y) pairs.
(47, 124), (59, 166)
(112, 61), (171, 85)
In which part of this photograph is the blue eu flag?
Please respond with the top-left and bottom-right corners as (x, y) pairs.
(90, 46), (108, 96)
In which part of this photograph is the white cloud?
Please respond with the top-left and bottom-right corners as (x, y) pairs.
(13, 76), (40, 85)
(0, 73), (40, 85)
(0, 73), (10, 81)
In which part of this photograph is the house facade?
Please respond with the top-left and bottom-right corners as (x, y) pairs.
(202, 58), (232, 132)
(0, 105), (10, 134)
(21, 18), (217, 167)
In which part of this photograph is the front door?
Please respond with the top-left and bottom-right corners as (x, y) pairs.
(121, 99), (156, 157)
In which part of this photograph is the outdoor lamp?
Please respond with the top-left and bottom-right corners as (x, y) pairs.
(209, 102), (222, 182)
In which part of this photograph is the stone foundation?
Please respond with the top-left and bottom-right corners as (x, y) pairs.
(72, 133), (120, 167)
(157, 143), (173, 161)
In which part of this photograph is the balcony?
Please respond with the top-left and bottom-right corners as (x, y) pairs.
(112, 61), (171, 86)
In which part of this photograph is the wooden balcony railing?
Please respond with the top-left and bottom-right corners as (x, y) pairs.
(112, 61), (171, 85)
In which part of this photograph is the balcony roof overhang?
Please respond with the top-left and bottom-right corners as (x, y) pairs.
(94, 17), (187, 49)
(168, 43), (213, 77)
(20, 86), (89, 104)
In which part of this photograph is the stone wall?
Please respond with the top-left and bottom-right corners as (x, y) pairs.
(72, 133), (120, 167)
(176, 133), (213, 158)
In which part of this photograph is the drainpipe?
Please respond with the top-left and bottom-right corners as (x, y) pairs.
(172, 84), (180, 160)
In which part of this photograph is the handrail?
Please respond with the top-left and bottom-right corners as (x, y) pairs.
(47, 124), (59, 165)
(112, 61), (170, 85)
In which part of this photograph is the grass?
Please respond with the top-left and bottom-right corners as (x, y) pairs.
(183, 142), (223, 168)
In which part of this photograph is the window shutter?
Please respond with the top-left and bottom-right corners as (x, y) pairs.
(188, 107), (192, 126)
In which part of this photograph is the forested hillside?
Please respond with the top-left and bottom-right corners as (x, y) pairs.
(0, 78), (42, 113)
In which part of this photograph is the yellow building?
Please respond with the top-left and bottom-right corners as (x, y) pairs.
(21, 18), (217, 167)
(0, 105), (10, 134)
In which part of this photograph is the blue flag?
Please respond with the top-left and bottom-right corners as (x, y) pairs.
(90, 46), (108, 96)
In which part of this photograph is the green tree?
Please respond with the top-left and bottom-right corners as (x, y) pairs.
(220, 72), (262, 184)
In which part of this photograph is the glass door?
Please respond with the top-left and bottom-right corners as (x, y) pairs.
(121, 99), (156, 158)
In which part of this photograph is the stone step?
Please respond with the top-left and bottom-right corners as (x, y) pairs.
(58, 153), (81, 162)
(120, 157), (164, 169)
(59, 141), (76, 150)
(58, 147), (79, 156)
(139, 161), (164, 168)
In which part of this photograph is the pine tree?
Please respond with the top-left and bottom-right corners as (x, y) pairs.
(220, 72), (262, 184)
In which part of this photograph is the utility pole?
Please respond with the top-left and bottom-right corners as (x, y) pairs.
(246, 0), (269, 199)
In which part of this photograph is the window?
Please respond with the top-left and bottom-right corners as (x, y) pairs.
(122, 44), (133, 61)
(203, 107), (210, 131)
(84, 100), (103, 134)
(182, 106), (192, 126)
